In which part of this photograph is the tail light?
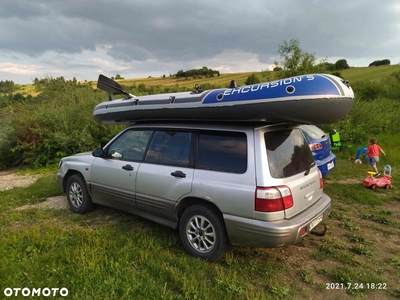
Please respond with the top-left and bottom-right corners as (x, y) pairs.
(309, 143), (323, 151)
(318, 169), (324, 189)
(255, 186), (293, 212)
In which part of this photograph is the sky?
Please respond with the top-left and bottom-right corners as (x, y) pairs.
(0, 0), (400, 84)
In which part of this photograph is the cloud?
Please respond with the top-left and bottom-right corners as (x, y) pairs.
(0, 62), (39, 75)
(0, 0), (399, 83)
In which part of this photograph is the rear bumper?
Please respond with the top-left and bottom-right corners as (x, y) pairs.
(224, 193), (331, 248)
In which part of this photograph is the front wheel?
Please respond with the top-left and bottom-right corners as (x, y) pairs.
(179, 204), (229, 261)
(66, 174), (94, 214)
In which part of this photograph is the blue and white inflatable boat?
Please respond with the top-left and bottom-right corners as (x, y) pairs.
(93, 73), (354, 125)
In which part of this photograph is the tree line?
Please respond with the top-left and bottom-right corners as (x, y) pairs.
(0, 80), (15, 93)
(176, 66), (220, 78)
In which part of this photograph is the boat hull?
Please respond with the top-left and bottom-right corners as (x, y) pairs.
(93, 74), (354, 125)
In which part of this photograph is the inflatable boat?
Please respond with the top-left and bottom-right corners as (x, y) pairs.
(93, 73), (354, 125)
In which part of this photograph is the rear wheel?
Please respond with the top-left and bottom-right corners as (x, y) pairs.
(179, 204), (229, 261)
(66, 174), (94, 214)
(385, 184), (391, 189)
(371, 184), (377, 190)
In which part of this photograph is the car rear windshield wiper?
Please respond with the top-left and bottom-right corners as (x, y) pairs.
(304, 161), (315, 176)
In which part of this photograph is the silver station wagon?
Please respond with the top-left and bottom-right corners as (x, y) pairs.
(57, 122), (331, 261)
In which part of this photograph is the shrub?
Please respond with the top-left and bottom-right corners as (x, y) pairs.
(351, 81), (384, 101)
(0, 83), (122, 169)
(245, 73), (260, 85)
(368, 59), (391, 67)
(331, 71), (342, 78)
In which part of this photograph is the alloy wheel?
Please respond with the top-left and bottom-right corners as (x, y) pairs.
(186, 215), (216, 253)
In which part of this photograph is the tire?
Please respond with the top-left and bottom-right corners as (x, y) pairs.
(66, 174), (94, 214)
(179, 204), (229, 261)
(385, 185), (391, 189)
(371, 184), (377, 190)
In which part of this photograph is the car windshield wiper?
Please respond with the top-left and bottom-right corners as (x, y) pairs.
(304, 160), (315, 176)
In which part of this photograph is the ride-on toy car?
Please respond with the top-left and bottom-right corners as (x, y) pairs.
(363, 165), (392, 189)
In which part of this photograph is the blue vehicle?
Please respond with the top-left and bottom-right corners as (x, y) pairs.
(299, 125), (336, 178)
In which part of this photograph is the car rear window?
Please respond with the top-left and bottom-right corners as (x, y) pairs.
(197, 131), (247, 173)
(265, 129), (315, 178)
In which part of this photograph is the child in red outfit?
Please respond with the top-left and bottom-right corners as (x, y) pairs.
(366, 138), (386, 174)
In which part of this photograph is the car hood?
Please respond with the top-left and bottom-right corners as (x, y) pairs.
(62, 151), (96, 163)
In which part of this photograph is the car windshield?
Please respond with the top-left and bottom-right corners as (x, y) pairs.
(299, 125), (326, 139)
(265, 128), (315, 178)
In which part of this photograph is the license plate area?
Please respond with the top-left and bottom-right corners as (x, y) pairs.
(310, 214), (323, 230)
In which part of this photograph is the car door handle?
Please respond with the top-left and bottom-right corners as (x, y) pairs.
(171, 170), (186, 178)
(122, 164), (134, 171)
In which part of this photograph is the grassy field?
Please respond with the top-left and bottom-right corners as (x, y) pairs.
(103, 65), (400, 89)
(1, 138), (399, 299)
(96, 71), (260, 90)
(10, 64), (400, 96)
(340, 65), (400, 82)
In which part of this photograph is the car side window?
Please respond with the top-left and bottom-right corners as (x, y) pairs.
(197, 131), (247, 173)
(107, 130), (153, 161)
(145, 131), (192, 167)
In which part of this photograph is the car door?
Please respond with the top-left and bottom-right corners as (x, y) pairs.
(90, 129), (153, 212)
(135, 130), (194, 222)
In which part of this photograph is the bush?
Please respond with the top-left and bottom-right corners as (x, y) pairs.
(318, 70), (400, 145)
(369, 59), (391, 67)
(351, 81), (384, 101)
(245, 73), (260, 85)
(331, 71), (342, 78)
(0, 82), (122, 169)
(327, 96), (400, 149)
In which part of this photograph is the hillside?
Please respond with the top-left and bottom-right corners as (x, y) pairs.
(339, 65), (400, 82)
(104, 65), (400, 90)
(9, 65), (400, 96)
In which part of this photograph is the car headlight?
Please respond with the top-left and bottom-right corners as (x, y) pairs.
(58, 160), (63, 169)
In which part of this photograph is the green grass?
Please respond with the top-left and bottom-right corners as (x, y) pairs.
(340, 65), (400, 82)
(1, 174), (288, 300)
(1, 159), (399, 299)
(0, 213), (286, 300)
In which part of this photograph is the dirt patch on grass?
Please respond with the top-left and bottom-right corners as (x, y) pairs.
(0, 170), (68, 210)
(15, 196), (68, 211)
(324, 178), (361, 185)
(0, 171), (39, 191)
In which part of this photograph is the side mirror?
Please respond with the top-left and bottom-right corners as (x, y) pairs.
(92, 148), (105, 157)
